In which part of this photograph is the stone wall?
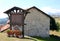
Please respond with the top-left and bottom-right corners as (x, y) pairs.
(24, 8), (50, 37)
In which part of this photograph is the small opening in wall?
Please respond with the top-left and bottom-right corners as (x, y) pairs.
(17, 10), (19, 13)
(14, 10), (16, 13)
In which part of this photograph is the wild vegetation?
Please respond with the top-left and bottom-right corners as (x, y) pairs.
(0, 32), (60, 41)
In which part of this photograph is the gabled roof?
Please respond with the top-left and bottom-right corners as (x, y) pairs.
(27, 6), (58, 30)
(4, 6), (25, 14)
(27, 6), (54, 19)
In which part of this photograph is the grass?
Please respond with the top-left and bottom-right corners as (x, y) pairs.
(0, 33), (34, 41)
(55, 17), (60, 23)
(50, 30), (60, 36)
(32, 35), (60, 41)
(0, 32), (60, 41)
(55, 18), (60, 31)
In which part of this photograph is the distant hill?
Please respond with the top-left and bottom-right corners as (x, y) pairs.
(43, 14), (60, 18)
(0, 17), (9, 25)
(48, 13), (60, 18)
(51, 15), (60, 18)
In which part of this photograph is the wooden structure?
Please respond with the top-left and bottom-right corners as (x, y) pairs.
(4, 7), (28, 38)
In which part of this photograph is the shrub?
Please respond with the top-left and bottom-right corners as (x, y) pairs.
(7, 30), (22, 38)
(50, 18), (60, 31)
(7, 30), (14, 37)
(7, 29), (10, 33)
(56, 22), (60, 31)
(14, 30), (22, 38)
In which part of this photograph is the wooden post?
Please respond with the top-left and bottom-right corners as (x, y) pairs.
(22, 14), (25, 38)
(8, 14), (12, 30)
(22, 25), (24, 38)
(10, 14), (12, 30)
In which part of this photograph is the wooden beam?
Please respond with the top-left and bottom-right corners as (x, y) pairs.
(22, 25), (24, 38)
(10, 14), (12, 30)
(22, 14), (25, 38)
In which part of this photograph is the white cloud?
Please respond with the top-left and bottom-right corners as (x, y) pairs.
(0, 13), (8, 19)
(41, 7), (60, 15)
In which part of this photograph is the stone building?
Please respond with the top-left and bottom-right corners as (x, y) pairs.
(4, 6), (57, 37)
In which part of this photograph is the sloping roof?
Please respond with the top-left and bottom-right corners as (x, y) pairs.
(27, 6), (54, 19)
(27, 6), (58, 30)
(4, 6), (25, 14)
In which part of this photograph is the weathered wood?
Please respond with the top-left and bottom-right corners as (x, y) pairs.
(4, 7), (28, 38)
(11, 14), (24, 25)
(22, 25), (24, 38)
(10, 14), (12, 30)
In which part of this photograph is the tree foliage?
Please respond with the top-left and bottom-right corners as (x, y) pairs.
(50, 18), (59, 31)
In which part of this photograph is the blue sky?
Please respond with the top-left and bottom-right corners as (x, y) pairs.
(0, 0), (60, 18)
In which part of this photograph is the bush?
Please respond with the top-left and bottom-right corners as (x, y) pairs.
(50, 18), (58, 30)
(7, 30), (22, 38)
(14, 30), (22, 38)
(7, 30), (14, 37)
(56, 22), (60, 31)
(7, 29), (10, 33)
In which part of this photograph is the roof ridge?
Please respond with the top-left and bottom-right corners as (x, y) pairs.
(26, 6), (53, 19)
